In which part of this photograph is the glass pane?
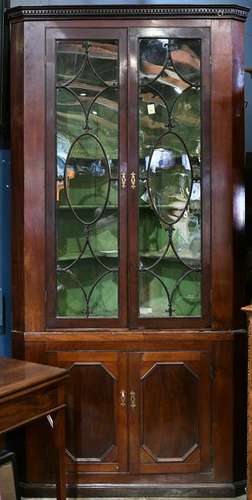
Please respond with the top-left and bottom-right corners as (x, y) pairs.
(170, 39), (200, 86)
(139, 265), (201, 317)
(138, 37), (202, 318)
(56, 40), (119, 318)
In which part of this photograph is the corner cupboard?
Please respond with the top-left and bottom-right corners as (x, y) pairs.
(9, 4), (248, 497)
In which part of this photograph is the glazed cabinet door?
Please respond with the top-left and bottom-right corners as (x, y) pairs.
(45, 25), (211, 331)
(46, 27), (128, 329)
(128, 27), (211, 329)
(47, 351), (128, 472)
(128, 351), (211, 473)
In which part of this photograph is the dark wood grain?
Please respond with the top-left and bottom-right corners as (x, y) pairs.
(23, 22), (46, 332)
(47, 350), (128, 472)
(211, 20), (233, 330)
(231, 19), (246, 328)
(0, 357), (68, 500)
(11, 21), (24, 332)
(9, 6), (247, 497)
(129, 351), (210, 474)
(10, 14), (245, 329)
(233, 330), (247, 483)
(127, 27), (139, 326)
(12, 21), (46, 333)
(53, 407), (67, 500)
(212, 340), (234, 481)
(0, 357), (66, 399)
(70, 364), (116, 461)
(211, 19), (245, 330)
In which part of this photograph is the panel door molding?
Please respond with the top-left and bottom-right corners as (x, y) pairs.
(47, 350), (128, 472)
(128, 350), (211, 473)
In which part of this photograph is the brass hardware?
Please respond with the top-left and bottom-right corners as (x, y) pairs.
(121, 172), (127, 189)
(129, 390), (136, 408)
(130, 172), (136, 190)
(120, 390), (127, 407)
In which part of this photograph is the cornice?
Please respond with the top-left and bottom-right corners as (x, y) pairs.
(7, 4), (250, 22)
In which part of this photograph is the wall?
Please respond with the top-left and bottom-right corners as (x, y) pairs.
(1, 0), (251, 356)
(0, 148), (11, 355)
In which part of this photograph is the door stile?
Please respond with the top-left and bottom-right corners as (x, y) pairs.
(198, 351), (211, 470)
(128, 352), (141, 473)
(118, 30), (128, 327)
(117, 351), (129, 471)
(127, 29), (140, 327)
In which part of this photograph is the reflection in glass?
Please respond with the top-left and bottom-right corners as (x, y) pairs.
(138, 38), (202, 318)
(56, 40), (119, 318)
(147, 135), (192, 225)
(170, 39), (201, 86)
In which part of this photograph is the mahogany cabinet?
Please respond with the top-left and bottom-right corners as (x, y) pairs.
(8, 4), (248, 497)
(46, 348), (210, 475)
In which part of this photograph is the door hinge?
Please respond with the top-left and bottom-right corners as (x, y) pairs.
(209, 55), (212, 66)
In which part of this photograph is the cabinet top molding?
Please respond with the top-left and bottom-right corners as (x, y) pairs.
(7, 4), (249, 22)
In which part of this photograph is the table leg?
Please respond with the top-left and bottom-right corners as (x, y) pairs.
(52, 407), (66, 500)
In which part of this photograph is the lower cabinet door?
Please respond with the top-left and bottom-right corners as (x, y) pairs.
(47, 350), (128, 472)
(128, 351), (211, 474)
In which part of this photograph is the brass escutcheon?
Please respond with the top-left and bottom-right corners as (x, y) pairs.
(121, 172), (127, 189)
(130, 172), (136, 190)
(129, 390), (136, 408)
(120, 390), (127, 407)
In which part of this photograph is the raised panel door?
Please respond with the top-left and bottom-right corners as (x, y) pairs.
(47, 350), (128, 472)
(128, 351), (211, 473)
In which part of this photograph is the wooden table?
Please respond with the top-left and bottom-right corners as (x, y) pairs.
(0, 356), (68, 500)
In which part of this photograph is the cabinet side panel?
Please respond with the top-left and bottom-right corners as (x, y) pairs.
(211, 20), (233, 330)
(233, 331), (247, 483)
(232, 20), (246, 327)
(212, 340), (234, 481)
(11, 21), (24, 332)
(23, 22), (46, 332)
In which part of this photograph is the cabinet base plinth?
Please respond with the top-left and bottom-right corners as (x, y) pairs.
(20, 481), (246, 498)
